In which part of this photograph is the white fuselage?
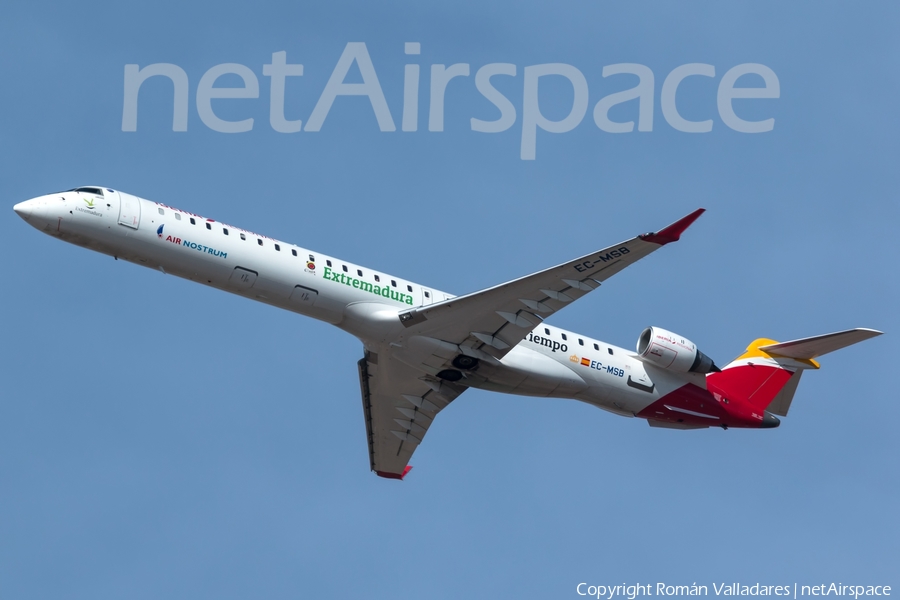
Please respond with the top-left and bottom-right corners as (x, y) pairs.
(14, 188), (701, 419)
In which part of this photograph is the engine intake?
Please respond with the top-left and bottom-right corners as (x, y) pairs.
(636, 326), (719, 374)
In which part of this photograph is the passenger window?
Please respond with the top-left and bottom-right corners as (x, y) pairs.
(206, 223), (211, 230)
(578, 339), (584, 346)
(391, 280), (397, 288)
(190, 217), (196, 225)
(309, 254), (315, 262)
(407, 285), (413, 292)
(593, 343), (599, 351)
(175, 213), (181, 221)
(608, 348), (614, 355)
(275, 244), (281, 251)
(257, 239), (263, 246)
(342, 265), (348, 272)
(240, 233), (246, 240)
(561, 333), (568, 341)
(375, 275), (380, 282)
(424, 291), (430, 298)
(357, 269), (363, 276)
(291, 249), (297, 256)
(326, 260), (332, 267)
(544, 328), (550, 335)
(223, 228), (229, 235)
(158, 208), (164, 215)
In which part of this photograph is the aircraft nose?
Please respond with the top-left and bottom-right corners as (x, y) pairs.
(13, 195), (59, 232)
(13, 200), (34, 221)
(760, 412), (781, 428)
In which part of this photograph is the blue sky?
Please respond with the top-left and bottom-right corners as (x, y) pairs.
(1, 1), (898, 598)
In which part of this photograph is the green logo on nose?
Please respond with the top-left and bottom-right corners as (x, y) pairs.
(84, 199), (95, 209)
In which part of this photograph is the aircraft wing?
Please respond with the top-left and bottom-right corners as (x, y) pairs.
(358, 349), (466, 479)
(396, 209), (705, 359)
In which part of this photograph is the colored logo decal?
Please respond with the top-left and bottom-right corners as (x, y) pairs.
(156, 224), (226, 259)
(322, 266), (412, 305)
(161, 234), (227, 259)
(569, 354), (579, 363)
(307, 262), (316, 270)
(84, 198), (96, 209)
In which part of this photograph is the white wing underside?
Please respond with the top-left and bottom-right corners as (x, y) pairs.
(358, 350), (465, 478)
(358, 209), (706, 477)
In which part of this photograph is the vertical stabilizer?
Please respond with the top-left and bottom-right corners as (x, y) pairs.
(765, 370), (803, 416)
(706, 349), (796, 413)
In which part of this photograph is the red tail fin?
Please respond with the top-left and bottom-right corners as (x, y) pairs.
(706, 362), (795, 412)
(705, 337), (808, 413)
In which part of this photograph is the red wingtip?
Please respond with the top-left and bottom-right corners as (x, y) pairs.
(639, 208), (706, 245)
(376, 465), (413, 480)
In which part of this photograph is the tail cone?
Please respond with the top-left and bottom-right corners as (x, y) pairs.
(760, 412), (781, 428)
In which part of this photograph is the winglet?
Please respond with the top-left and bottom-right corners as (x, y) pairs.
(639, 208), (705, 245)
(376, 465), (413, 480)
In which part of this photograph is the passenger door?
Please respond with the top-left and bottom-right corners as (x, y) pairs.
(118, 192), (141, 229)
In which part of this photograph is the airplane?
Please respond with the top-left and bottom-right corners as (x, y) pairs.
(13, 187), (882, 480)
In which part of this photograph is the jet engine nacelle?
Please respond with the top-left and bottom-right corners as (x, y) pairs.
(636, 326), (719, 374)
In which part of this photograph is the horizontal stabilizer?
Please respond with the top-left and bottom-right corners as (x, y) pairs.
(759, 328), (882, 360)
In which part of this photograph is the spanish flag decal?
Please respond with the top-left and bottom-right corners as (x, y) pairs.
(580, 357), (591, 367)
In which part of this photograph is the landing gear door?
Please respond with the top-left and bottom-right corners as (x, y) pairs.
(118, 192), (141, 229)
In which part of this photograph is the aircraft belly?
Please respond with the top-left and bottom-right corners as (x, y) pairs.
(57, 230), (119, 257)
(488, 345), (588, 397)
(342, 302), (408, 343)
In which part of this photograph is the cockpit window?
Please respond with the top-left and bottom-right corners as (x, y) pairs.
(71, 187), (104, 196)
